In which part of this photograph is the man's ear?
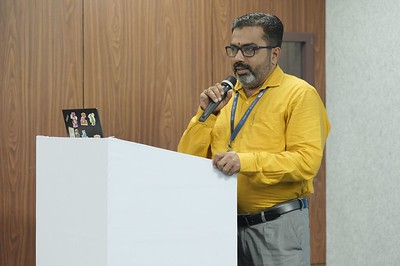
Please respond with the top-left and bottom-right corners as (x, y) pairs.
(271, 47), (281, 65)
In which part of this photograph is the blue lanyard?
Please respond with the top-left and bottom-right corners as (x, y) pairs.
(227, 88), (268, 151)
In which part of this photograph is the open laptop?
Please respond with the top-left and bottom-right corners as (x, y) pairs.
(62, 108), (104, 138)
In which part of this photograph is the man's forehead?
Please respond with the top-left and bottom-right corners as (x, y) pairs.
(231, 26), (265, 45)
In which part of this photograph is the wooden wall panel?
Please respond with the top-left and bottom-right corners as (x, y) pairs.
(0, 0), (83, 265)
(211, 1), (326, 264)
(0, 0), (326, 265)
(84, 0), (212, 150)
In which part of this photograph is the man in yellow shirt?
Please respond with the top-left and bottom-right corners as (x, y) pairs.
(178, 13), (330, 266)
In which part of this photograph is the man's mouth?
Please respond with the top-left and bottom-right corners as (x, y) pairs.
(234, 64), (251, 75)
(235, 67), (249, 75)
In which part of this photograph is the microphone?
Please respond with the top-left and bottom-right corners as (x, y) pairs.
(199, 76), (237, 122)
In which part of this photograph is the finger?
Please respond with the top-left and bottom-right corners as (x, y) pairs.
(208, 84), (224, 102)
(222, 160), (234, 175)
(223, 90), (233, 103)
(224, 152), (240, 175)
(212, 153), (224, 168)
(215, 83), (226, 96)
(200, 87), (215, 110)
(216, 158), (226, 171)
(214, 155), (227, 171)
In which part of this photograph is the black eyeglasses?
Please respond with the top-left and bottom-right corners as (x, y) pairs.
(225, 44), (277, 58)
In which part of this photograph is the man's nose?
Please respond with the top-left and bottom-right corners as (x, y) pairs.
(233, 50), (245, 62)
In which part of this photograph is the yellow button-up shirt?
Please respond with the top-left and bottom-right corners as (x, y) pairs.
(178, 66), (331, 214)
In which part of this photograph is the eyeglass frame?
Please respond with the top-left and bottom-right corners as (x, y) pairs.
(225, 44), (278, 58)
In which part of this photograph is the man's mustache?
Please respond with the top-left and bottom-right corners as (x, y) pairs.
(234, 62), (252, 72)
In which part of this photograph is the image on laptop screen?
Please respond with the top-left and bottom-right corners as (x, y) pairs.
(62, 108), (104, 138)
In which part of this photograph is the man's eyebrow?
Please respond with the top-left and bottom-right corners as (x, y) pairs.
(229, 42), (257, 47)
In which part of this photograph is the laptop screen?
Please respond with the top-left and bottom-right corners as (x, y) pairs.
(62, 108), (104, 138)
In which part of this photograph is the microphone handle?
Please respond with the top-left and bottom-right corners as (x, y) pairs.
(198, 86), (230, 122)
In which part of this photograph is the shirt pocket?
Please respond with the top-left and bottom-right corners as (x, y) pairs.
(247, 111), (286, 151)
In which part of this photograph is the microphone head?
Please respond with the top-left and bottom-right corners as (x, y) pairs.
(222, 76), (237, 89)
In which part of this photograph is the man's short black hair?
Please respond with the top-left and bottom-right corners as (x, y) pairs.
(231, 13), (284, 48)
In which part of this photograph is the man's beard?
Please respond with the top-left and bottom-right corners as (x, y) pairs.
(237, 72), (257, 88)
(233, 62), (262, 90)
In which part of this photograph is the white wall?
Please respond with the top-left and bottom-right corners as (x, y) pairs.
(326, 1), (400, 265)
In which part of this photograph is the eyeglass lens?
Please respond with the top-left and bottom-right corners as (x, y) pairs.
(226, 45), (256, 57)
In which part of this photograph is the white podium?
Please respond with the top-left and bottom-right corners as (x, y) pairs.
(36, 136), (237, 266)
